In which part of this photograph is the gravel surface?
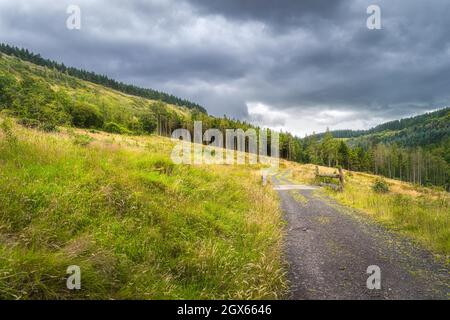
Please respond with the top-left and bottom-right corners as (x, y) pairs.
(273, 173), (449, 300)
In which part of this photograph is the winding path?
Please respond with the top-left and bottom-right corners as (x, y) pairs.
(273, 171), (449, 300)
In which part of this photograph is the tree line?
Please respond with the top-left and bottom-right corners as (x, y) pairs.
(299, 130), (449, 189)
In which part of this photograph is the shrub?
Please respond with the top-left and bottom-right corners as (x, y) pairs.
(104, 122), (131, 135)
(0, 109), (15, 117)
(0, 74), (17, 108)
(73, 133), (94, 146)
(139, 113), (157, 134)
(17, 118), (57, 132)
(17, 118), (40, 129)
(0, 118), (16, 143)
(69, 102), (104, 128)
(39, 121), (58, 132)
(148, 157), (175, 175)
(127, 117), (143, 133)
(372, 178), (390, 193)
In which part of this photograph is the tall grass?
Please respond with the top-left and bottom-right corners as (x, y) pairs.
(0, 118), (287, 299)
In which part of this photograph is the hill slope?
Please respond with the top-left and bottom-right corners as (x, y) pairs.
(0, 50), (304, 167)
(0, 52), (193, 135)
(300, 108), (450, 189)
(0, 43), (207, 113)
(312, 108), (450, 148)
(0, 117), (287, 299)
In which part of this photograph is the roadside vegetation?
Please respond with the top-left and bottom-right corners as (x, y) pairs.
(286, 163), (450, 259)
(0, 117), (287, 299)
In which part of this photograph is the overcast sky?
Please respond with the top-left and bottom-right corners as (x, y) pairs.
(0, 0), (449, 136)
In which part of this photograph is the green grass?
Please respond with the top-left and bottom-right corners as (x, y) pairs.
(0, 118), (287, 299)
(288, 191), (308, 204)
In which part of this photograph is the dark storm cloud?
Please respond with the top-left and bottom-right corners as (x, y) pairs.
(0, 0), (449, 135)
(187, 0), (347, 29)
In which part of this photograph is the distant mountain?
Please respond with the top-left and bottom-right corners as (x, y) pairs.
(311, 108), (450, 148)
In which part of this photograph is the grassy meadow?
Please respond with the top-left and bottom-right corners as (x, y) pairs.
(0, 110), (448, 300)
(0, 116), (287, 299)
(285, 162), (450, 259)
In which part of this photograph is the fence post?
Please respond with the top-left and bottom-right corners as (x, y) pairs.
(338, 167), (345, 191)
(261, 170), (268, 186)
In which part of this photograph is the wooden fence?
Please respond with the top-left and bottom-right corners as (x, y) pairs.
(315, 166), (345, 191)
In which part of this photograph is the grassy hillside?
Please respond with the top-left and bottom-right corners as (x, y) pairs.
(284, 162), (449, 259)
(0, 52), (192, 134)
(0, 43), (207, 113)
(0, 116), (287, 299)
(0, 52), (290, 153)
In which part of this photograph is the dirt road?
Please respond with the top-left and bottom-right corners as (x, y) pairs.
(273, 172), (449, 300)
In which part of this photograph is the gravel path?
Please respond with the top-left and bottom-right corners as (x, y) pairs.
(273, 172), (449, 300)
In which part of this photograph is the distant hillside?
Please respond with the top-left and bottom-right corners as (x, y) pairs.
(0, 43), (207, 113)
(348, 108), (449, 149)
(0, 51), (193, 136)
(0, 50), (300, 162)
(299, 108), (449, 189)
(311, 108), (450, 148)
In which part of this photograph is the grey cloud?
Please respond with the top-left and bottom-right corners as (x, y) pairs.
(187, 0), (347, 30)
